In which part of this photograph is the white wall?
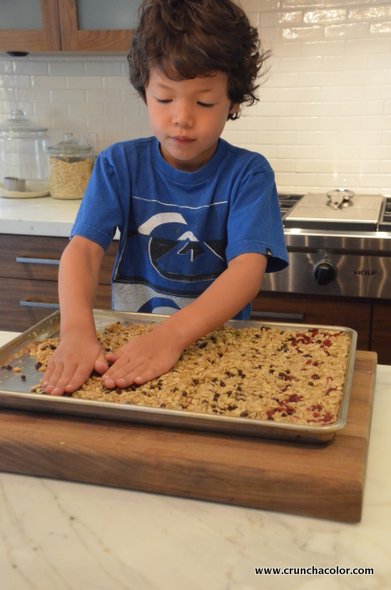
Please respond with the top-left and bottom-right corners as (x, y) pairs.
(0, 0), (390, 194)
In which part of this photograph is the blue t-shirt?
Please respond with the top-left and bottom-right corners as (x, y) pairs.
(71, 136), (288, 319)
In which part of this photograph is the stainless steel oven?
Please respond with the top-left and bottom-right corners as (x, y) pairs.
(262, 189), (391, 301)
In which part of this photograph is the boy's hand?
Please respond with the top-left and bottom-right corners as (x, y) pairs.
(102, 325), (183, 389)
(42, 335), (109, 396)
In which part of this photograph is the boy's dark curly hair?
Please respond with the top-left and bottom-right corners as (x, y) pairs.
(127, 0), (270, 120)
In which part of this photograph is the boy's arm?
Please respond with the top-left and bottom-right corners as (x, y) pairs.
(166, 252), (267, 344)
(102, 252), (266, 388)
(43, 236), (108, 395)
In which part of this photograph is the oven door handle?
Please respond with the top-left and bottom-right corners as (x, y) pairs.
(250, 311), (304, 321)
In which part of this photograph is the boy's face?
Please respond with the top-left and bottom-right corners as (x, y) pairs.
(145, 66), (237, 172)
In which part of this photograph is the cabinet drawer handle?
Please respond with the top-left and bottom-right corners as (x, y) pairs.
(16, 257), (60, 266)
(19, 301), (60, 309)
(250, 311), (305, 321)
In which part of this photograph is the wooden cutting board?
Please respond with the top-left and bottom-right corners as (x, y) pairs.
(0, 351), (377, 523)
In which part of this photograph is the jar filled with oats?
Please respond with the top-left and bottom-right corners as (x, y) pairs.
(48, 133), (94, 199)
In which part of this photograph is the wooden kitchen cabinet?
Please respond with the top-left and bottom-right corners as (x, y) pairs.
(371, 301), (391, 365)
(0, 0), (61, 52)
(0, 0), (140, 54)
(0, 234), (117, 331)
(58, 0), (139, 51)
(0, 278), (59, 331)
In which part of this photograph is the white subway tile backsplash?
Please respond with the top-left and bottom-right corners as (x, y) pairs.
(228, 114), (278, 131)
(317, 172), (361, 187)
(49, 89), (85, 104)
(337, 101), (383, 115)
(86, 88), (123, 103)
(256, 85), (323, 103)
(276, 116), (320, 131)
(246, 0), (280, 11)
(282, 25), (324, 41)
(102, 78), (131, 92)
(68, 102), (104, 116)
(12, 60), (49, 75)
(323, 55), (368, 69)
(363, 115), (391, 130)
(380, 160), (391, 173)
(324, 22), (369, 37)
(349, 5), (391, 20)
(295, 158), (348, 173)
(86, 113), (112, 135)
(340, 130), (384, 145)
(368, 53), (391, 68)
(365, 84), (391, 99)
(67, 76), (102, 90)
(277, 172), (320, 189)
(295, 130), (339, 145)
(31, 76), (66, 90)
(362, 145), (391, 160)
(359, 173), (391, 187)
(345, 37), (391, 53)
(48, 61), (85, 76)
(297, 70), (342, 86)
(280, 11), (303, 24)
(84, 61), (124, 76)
(320, 85), (365, 101)
(300, 39), (345, 55)
(0, 0), (390, 193)
(370, 20), (391, 33)
(1, 74), (30, 88)
(361, 160), (380, 173)
(0, 61), (13, 75)
(16, 87), (50, 104)
(303, 9), (346, 23)
(65, 113), (88, 131)
(270, 158), (297, 172)
(277, 56), (323, 72)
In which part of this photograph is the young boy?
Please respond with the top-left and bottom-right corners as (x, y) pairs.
(43, 0), (288, 396)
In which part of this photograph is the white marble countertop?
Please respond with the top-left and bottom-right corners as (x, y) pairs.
(0, 331), (390, 590)
(0, 196), (80, 237)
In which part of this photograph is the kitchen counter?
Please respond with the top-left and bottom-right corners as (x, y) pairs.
(0, 196), (80, 236)
(0, 331), (390, 590)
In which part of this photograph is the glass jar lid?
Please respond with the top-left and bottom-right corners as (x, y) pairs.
(48, 132), (94, 157)
(0, 108), (48, 137)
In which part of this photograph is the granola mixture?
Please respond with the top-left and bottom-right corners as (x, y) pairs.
(30, 322), (351, 426)
(49, 156), (93, 199)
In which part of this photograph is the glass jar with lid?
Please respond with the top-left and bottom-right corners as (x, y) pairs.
(48, 133), (95, 199)
(0, 108), (50, 197)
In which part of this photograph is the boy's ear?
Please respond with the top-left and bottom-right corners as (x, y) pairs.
(229, 103), (240, 118)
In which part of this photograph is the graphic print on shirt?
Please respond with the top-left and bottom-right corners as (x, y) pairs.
(114, 195), (228, 312)
(138, 211), (226, 282)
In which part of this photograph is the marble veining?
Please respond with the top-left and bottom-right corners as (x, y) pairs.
(0, 197), (79, 237)
(1, 470), (390, 590)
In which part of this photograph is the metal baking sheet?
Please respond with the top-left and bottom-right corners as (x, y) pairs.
(0, 310), (357, 443)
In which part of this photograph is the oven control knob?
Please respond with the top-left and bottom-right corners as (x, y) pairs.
(313, 261), (336, 285)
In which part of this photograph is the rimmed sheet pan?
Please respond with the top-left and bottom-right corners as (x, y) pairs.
(0, 310), (357, 443)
